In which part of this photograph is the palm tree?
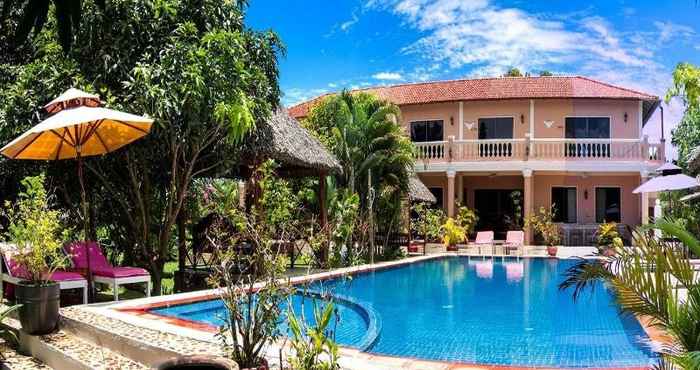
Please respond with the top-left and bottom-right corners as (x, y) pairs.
(306, 90), (415, 261)
(560, 218), (700, 368)
(2, 0), (104, 50)
(327, 91), (414, 206)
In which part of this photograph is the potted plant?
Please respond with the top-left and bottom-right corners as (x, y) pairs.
(596, 222), (623, 257)
(524, 206), (561, 257)
(441, 218), (466, 252)
(456, 204), (479, 237)
(3, 174), (67, 335)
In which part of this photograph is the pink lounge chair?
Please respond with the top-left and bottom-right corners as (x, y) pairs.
(0, 243), (88, 304)
(474, 231), (494, 256)
(64, 241), (151, 301)
(504, 231), (525, 257)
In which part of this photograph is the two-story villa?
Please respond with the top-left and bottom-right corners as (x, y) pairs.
(289, 76), (664, 245)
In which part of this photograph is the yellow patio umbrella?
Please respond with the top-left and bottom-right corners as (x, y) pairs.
(0, 88), (153, 300)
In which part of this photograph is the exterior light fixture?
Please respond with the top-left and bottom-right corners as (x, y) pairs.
(624, 112), (628, 123)
(521, 114), (525, 124)
(450, 116), (454, 126)
(584, 189), (589, 200)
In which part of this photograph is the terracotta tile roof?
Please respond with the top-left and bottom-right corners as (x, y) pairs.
(287, 76), (659, 121)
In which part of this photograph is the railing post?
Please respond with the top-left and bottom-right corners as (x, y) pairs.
(524, 133), (531, 161)
(641, 135), (649, 161)
(448, 135), (455, 162)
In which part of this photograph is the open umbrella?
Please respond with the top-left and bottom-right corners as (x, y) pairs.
(0, 88), (153, 301)
(633, 163), (699, 194)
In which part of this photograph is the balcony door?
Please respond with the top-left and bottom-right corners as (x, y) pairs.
(478, 117), (514, 157)
(474, 189), (522, 239)
(410, 120), (444, 142)
(564, 117), (611, 158)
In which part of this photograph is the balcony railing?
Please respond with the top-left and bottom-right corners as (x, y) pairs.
(414, 137), (665, 163)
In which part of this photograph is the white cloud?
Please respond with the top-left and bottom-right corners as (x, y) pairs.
(372, 71), (404, 80)
(364, 0), (699, 157)
(340, 11), (360, 32)
(283, 87), (329, 107)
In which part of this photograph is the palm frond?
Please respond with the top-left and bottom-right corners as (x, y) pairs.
(559, 258), (614, 300)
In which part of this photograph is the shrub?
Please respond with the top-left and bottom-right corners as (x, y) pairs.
(441, 218), (466, 247)
(524, 206), (560, 247)
(3, 174), (67, 285)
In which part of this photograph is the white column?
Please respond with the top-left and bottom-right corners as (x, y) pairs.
(447, 170), (456, 217)
(654, 199), (663, 237)
(523, 169), (534, 244)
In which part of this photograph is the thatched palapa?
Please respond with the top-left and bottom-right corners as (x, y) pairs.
(408, 175), (436, 203)
(242, 108), (341, 176)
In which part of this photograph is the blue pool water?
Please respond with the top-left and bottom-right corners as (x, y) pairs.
(152, 257), (655, 368)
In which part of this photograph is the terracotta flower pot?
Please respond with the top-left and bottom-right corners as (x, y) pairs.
(546, 246), (558, 257)
(602, 247), (616, 257)
(155, 355), (239, 370)
(240, 359), (268, 370)
(446, 244), (458, 252)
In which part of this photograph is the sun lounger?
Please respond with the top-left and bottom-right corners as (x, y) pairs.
(504, 231), (525, 257)
(0, 242), (88, 304)
(474, 231), (494, 256)
(64, 241), (151, 301)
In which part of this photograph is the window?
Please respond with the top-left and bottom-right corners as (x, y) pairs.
(428, 187), (443, 210)
(565, 117), (610, 139)
(478, 118), (514, 139)
(551, 187), (577, 223)
(596, 187), (621, 223)
(410, 120), (443, 142)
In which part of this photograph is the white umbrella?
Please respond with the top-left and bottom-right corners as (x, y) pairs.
(633, 174), (700, 194)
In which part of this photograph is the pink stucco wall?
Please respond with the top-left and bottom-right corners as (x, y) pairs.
(418, 173), (644, 227)
(533, 174), (642, 225)
(399, 98), (642, 140)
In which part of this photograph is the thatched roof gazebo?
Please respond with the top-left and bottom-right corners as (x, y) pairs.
(239, 107), (342, 228)
(408, 175), (437, 203)
(241, 107), (341, 177)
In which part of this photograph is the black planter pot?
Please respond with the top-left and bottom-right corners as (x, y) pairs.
(15, 281), (60, 335)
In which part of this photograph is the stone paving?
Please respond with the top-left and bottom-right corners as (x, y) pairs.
(0, 341), (49, 370)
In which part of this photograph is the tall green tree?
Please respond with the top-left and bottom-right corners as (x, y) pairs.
(560, 219), (700, 369)
(667, 62), (700, 172)
(0, 0), (282, 294)
(306, 91), (414, 207)
(1, 0), (104, 51)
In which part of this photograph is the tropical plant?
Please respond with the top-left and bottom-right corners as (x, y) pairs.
(211, 213), (293, 369)
(0, 304), (21, 359)
(304, 91), (415, 258)
(441, 218), (466, 247)
(455, 204), (478, 235)
(412, 203), (446, 242)
(560, 218), (700, 368)
(2, 174), (67, 284)
(328, 189), (360, 267)
(524, 206), (560, 246)
(595, 222), (623, 254)
(286, 298), (340, 370)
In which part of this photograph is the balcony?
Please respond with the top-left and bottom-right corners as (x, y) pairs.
(415, 137), (664, 164)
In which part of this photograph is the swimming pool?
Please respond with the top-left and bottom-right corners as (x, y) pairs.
(150, 257), (656, 368)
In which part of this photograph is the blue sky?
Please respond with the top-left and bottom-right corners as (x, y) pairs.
(247, 0), (700, 154)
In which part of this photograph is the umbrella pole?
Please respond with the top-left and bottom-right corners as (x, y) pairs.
(77, 151), (94, 302)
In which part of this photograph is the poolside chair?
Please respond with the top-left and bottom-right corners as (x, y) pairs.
(474, 231), (494, 256)
(64, 241), (151, 301)
(0, 242), (88, 304)
(504, 231), (525, 257)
